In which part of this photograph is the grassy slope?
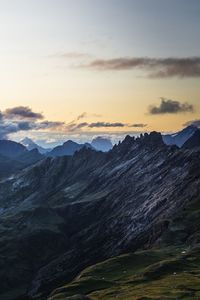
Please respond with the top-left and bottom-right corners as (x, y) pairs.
(48, 246), (200, 300)
(48, 196), (200, 300)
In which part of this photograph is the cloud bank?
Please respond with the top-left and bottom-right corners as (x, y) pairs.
(0, 106), (146, 139)
(149, 98), (194, 114)
(82, 57), (200, 78)
(4, 106), (43, 120)
(0, 106), (65, 139)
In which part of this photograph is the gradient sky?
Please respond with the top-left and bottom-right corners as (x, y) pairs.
(0, 0), (200, 145)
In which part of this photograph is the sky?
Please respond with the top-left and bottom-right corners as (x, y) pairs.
(0, 0), (200, 146)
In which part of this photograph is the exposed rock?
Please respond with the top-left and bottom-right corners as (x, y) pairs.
(182, 129), (200, 149)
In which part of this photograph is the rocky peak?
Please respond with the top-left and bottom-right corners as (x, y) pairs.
(139, 131), (165, 148)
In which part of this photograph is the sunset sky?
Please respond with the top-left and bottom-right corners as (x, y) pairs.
(0, 0), (200, 146)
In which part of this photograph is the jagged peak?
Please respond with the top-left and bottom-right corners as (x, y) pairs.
(139, 131), (164, 147)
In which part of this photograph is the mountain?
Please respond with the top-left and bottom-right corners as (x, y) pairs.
(16, 148), (44, 165)
(0, 139), (27, 158)
(162, 125), (198, 147)
(0, 132), (199, 300)
(0, 154), (24, 178)
(0, 140), (44, 178)
(182, 129), (200, 149)
(47, 140), (93, 157)
(91, 136), (113, 152)
(21, 137), (51, 154)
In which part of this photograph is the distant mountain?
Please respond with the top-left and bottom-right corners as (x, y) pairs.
(0, 154), (23, 178)
(16, 148), (44, 165)
(182, 129), (200, 149)
(0, 139), (27, 158)
(0, 140), (44, 178)
(162, 125), (198, 147)
(21, 137), (51, 154)
(47, 140), (93, 157)
(91, 136), (113, 152)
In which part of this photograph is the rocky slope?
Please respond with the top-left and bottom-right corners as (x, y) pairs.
(0, 141), (44, 178)
(182, 129), (200, 149)
(0, 132), (199, 299)
(162, 125), (198, 147)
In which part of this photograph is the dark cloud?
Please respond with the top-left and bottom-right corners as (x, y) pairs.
(183, 119), (200, 127)
(82, 57), (200, 78)
(0, 122), (31, 139)
(0, 106), (66, 139)
(5, 106), (43, 120)
(130, 123), (147, 128)
(149, 98), (194, 114)
(88, 122), (125, 128)
(38, 121), (65, 130)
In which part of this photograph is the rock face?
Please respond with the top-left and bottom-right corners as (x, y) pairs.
(47, 140), (93, 157)
(182, 129), (200, 149)
(0, 132), (199, 299)
(162, 125), (198, 147)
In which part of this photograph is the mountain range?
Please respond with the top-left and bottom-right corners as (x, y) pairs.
(0, 137), (113, 178)
(0, 130), (200, 299)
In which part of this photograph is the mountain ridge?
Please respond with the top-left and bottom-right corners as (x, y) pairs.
(0, 131), (199, 299)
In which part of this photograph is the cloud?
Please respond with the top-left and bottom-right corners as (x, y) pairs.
(0, 106), (66, 139)
(81, 56), (200, 78)
(130, 123), (147, 128)
(0, 106), (147, 140)
(37, 121), (65, 130)
(88, 122), (125, 128)
(65, 121), (127, 131)
(5, 106), (43, 120)
(77, 112), (87, 120)
(183, 119), (200, 127)
(149, 98), (194, 114)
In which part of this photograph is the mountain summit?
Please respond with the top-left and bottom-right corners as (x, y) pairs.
(21, 137), (51, 154)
